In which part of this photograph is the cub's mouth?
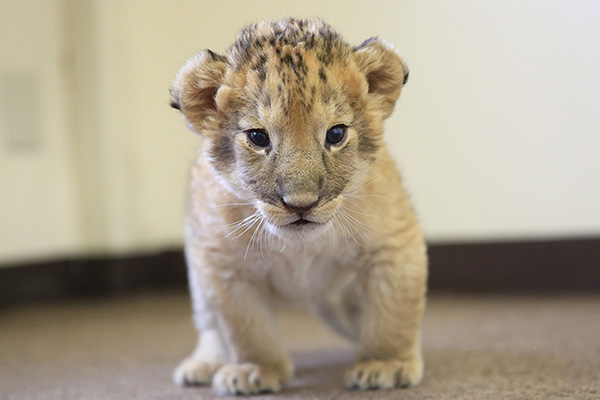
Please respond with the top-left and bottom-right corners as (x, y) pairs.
(280, 218), (330, 231)
(256, 198), (340, 238)
(291, 219), (312, 226)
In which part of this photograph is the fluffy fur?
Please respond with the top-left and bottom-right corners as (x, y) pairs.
(171, 18), (427, 395)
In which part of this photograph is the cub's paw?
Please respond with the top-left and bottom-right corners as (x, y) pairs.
(345, 357), (423, 390)
(212, 362), (292, 396)
(173, 357), (222, 386)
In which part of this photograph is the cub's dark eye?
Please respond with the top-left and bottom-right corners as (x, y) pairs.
(325, 124), (347, 146)
(246, 129), (270, 147)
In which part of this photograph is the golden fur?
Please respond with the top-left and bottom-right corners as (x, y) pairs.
(170, 18), (427, 395)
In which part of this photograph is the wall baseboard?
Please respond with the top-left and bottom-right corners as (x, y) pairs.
(1, 237), (598, 305)
(427, 237), (599, 293)
(0, 251), (187, 306)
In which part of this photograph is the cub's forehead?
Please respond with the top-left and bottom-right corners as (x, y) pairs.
(227, 18), (351, 70)
(221, 19), (365, 124)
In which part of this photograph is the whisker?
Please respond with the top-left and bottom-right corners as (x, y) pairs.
(344, 175), (383, 195)
(224, 216), (255, 236)
(224, 212), (257, 228)
(211, 202), (253, 209)
(330, 219), (337, 253)
(279, 240), (288, 253)
(337, 209), (362, 247)
(258, 223), (268, 261)
(341, 206), (372, 246)
(225, 214), (260, 240)
(244, 218), (265, 260)
(341, 200), (379, 218)
(340, 204), (370, 226)
(346, 193), (390, 201)
(268, 229), (280, 255)
(343, 212), (372, 234)
(341, 194), (381, 215)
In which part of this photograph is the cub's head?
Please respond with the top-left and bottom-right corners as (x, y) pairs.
(171, 18), (408, 240)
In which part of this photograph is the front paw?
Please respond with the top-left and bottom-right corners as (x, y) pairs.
(212, 361), (293, 396)
(173, 357), (222, 386)
(345, 356), (423, 390)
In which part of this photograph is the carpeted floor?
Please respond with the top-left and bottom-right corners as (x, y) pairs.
(1, 292), (599, 399)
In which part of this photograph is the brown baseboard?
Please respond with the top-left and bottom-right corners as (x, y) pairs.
(1, 237), (599, 305)
(427, 237), (600, 293)
(0, 251), (187, 306)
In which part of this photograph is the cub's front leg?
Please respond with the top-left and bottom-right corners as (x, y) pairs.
(173, 328), (229, 386)
(175, 249), (293, 396)
(346, 239), (427, 390)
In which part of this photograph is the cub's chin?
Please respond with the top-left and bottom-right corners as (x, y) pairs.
(266, 219), (333, 241)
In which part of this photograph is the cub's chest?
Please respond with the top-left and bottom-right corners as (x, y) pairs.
(262, 244), (360, 303)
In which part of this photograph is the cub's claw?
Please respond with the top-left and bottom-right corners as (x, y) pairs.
(345, 357), (423, 390)
(212, 363), (289, 395)
(173, 358), (221, 386)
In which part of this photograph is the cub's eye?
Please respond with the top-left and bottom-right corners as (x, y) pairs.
(325, 124), (347, 146)
(246, 129), (270, 147)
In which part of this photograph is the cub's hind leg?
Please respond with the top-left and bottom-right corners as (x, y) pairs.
(314, 281), (362, 341)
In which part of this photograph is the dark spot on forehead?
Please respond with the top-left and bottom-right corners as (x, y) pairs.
(318, 67), (327, 83)
(316, 51), (332, 66)
(253, 54), (267, 69)
(257, 67), (266, 82)
(304, 33), (316, 49)
(293, 54), (307, 77)
(281, 53), (293, 68)
(253, 54), (268, 82)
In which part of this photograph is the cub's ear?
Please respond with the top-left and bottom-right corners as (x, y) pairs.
(170, 50), (227, 134)
(353, 37), (409, 119)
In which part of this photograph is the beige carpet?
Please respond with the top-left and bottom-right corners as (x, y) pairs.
(1, 292), (599, 399)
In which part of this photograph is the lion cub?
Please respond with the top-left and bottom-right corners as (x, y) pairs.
(170, 18), (427, 395)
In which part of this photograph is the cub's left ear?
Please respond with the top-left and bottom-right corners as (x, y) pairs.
(170, 50), (227, 135)
(353, 37), (409, 119)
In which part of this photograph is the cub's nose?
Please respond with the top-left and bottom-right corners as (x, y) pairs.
(281, 194), (319, 217)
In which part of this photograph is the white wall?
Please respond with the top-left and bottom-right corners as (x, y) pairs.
(393, 1), (600, 241)
(0, 0), (81, 263)
(2, 0), (599, 264)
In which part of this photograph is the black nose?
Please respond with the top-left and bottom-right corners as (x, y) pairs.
(281, 196), (318, 217)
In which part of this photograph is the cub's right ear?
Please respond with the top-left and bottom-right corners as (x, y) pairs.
(353, 38), (408, 120)
(170, 50), (227, 134)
